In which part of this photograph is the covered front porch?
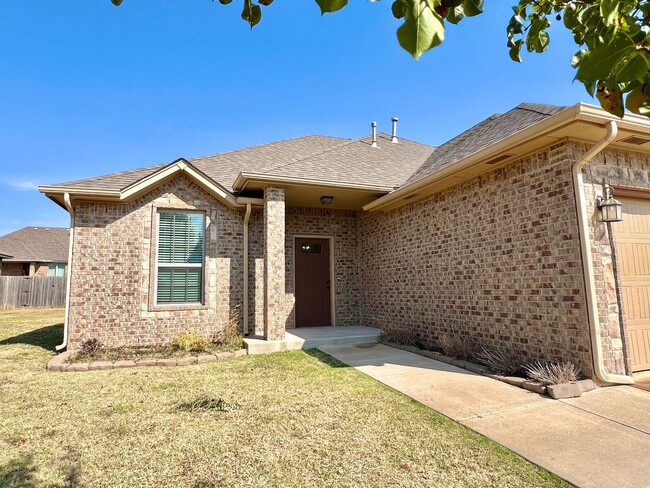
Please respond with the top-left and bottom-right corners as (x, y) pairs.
(244, 325), (380, 355)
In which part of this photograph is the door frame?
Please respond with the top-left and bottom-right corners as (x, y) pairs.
(292, 235), (336, 327)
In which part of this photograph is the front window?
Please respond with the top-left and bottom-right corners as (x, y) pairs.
(156, 211), (204, 304)
(48, 263), (66, 277)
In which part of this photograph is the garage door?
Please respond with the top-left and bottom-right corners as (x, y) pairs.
(616, 197), (650, 372)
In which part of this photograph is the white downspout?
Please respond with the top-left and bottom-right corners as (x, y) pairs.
(572, 120), (634, 385)
(57, 192), (75, 351)
(243, 203), (252, 336)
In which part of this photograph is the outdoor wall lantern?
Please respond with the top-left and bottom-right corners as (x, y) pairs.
(596, 184), (623, 223)
(320, 196), (334, 205)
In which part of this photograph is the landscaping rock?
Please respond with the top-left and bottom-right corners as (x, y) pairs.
(487, 374), (526, 388)
(522, 380), (547, 395)
(547, 382), (583, 399)
(89, 361), (114, 371)
(67, 363), (89, 372)
(463, 362), (487, 375)
(233, 349), (247, 358)
(156, 359), (178, 367)
(114, 360), (137, 369)
(420, 350), (441, 360)
(577, 379), (596, 393)
(216, 352), (234, 361)
(47, 351), (74, 372)
(135, 360), (157, 367)
(197, 354), (217, 364)
(437, 355), (453, 364)
(402, 345), (422, 355)
(450, 359), (476, 370)
(177, 357), (198, 366)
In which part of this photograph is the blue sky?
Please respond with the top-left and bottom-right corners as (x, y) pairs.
(0, 1), (591, 235)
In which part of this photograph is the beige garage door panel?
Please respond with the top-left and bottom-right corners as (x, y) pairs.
(617, 197), (650, 372)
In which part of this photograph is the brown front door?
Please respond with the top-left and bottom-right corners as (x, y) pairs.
(295, 238), (331, 327)
(616, 197), (650, 372)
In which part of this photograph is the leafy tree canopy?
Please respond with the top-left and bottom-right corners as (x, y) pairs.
(111, 0), (650, 119)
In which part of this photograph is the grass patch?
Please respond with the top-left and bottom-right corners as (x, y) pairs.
(0, 309), (570, 487)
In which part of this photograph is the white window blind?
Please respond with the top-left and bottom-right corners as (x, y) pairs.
(156, 211), (204, 304)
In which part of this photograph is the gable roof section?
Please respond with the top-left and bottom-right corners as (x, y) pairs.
(0, 227), (70, 263)
(403, 103), (567, 186)
(248, 133), (433, 190)
(41, 133), (435, 204)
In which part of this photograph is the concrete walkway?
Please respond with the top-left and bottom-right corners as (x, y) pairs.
(319, 343), (650, 488)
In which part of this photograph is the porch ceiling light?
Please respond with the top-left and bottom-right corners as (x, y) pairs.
(596, 184), (623, 223)
(320, 195), (334, 205)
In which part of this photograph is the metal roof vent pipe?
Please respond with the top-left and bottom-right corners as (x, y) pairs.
(371, 121), (378, 148)
(391, 117), (399, 143)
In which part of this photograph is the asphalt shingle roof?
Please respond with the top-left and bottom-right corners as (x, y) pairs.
(47, 133), (434, 193)
(402, 103), (567, 186)
(0, 227), (70, 263)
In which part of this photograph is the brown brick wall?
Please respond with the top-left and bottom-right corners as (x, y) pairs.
(68, 176), (245, 349)
(580, 144), (650, 375)
(360, 142), (594, 374)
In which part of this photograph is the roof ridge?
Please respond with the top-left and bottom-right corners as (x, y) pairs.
(516, 103), (566, 117)
(260, 137), (362, 174)
(189, 134), (351, 163)
(369, 131), (436, 148)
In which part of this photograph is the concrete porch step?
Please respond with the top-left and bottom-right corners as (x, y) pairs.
(244, 326), (380, 355)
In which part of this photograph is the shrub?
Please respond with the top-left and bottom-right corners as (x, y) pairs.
(79, 338), (102, 356)
(172, 333), (211, 353)
(213, 304), (243, 350)
(437, 334), (476, 361)
(380, 325), (420, 347)
(524, 360), (581, 386)
(476, 347), (526, 376)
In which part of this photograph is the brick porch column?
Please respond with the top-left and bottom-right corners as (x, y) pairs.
(264, 186), (286, 341)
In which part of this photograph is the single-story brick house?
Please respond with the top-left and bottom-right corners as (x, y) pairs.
(0, 227), (69, 276)
(40, 103), (650, 385)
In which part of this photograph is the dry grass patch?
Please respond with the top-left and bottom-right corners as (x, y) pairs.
(1, 309), (569, 487)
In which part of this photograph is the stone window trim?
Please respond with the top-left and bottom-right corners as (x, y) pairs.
(147, 206), (210, 312)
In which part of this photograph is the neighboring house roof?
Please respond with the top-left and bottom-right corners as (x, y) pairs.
(0, 227), (70, 263)
(403, 103), (567, 186)
(46, 133), (434, 194)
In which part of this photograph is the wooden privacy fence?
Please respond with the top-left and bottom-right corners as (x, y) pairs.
(0, 276), (66, 309)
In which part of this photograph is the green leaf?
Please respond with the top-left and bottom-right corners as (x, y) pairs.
(616, 52), (650, 83)
(599, 0), (619, 28)
(397, 1), (445, 60)
(509, 39), (524, 62)
(462, 0), (483, 17)
(445, 5), (465, 24)
(315, 0), (348, 15)
(241, 0), (262, 29)
(575, 33), (635, 83)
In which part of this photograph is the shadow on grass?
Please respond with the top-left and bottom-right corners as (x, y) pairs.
(303, 348), (350, 368)
(0, 324), (63, 351)
(0, 454), (36, 488)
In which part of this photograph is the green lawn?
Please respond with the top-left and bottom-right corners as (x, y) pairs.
(0, 309), (570, 488)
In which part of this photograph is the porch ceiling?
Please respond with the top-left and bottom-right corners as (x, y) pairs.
(240, 179), (390, 210)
